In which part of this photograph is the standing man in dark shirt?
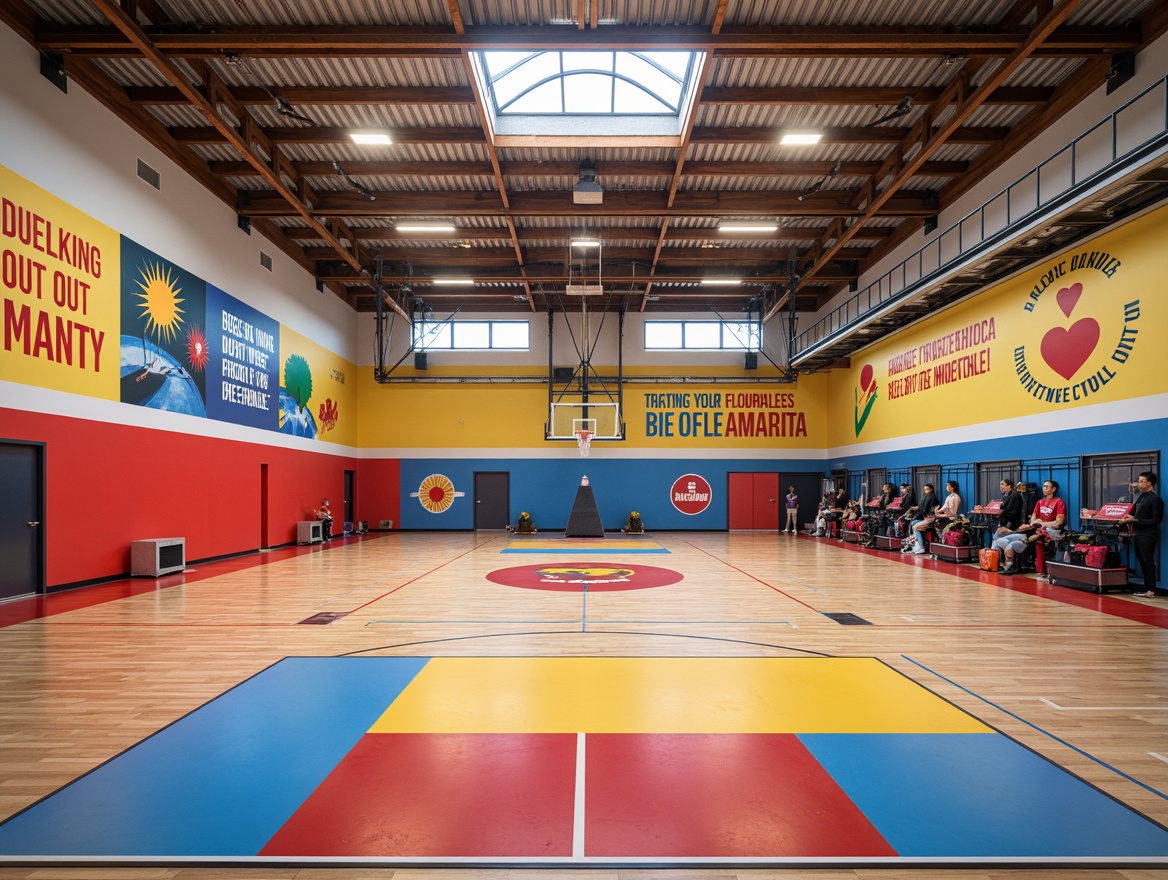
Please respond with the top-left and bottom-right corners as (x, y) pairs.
(996, 480), (1024, 535)
(1123, 472), (1164, 597)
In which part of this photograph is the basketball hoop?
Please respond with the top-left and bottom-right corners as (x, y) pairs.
(575, 429), (593, 457)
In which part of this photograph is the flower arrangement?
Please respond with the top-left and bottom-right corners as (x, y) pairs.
(625, 510), (644, 533)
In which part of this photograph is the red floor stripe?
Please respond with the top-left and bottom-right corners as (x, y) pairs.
(824, 536), (1168, 628)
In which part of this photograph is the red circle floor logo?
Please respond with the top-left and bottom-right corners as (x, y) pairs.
(670, 473), (712, 515)
(486, 562), (683, 592)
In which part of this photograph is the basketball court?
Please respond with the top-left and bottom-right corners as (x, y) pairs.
(0, 530), (1166, 874)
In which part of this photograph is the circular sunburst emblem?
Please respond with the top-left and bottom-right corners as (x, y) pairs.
(410, 473), (464, 513)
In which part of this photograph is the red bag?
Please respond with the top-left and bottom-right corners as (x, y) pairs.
(1084, 545), (1109, 568)
(979, 548), (999, 572)
(944, 528), (965, 546)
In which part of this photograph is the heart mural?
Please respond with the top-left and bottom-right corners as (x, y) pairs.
(1040, 318), (1099, 380)
(1055, 282), (1083, 318)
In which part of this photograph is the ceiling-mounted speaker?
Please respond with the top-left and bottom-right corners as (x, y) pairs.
(1107, 53), (1135, 94)
(414, 352), (428, 370)
(573, 159), (603, 205)
(40, 53), (67, 93)
(744, 352), (758, 370)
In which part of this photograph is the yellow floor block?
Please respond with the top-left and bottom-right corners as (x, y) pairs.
(369, 656), (991, 735)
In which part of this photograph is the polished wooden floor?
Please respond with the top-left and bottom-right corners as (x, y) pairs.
(0, 530), (1166, 880)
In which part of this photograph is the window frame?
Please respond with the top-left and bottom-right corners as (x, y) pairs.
(644, 319), (762, 351)
(412, 319), (530, 351)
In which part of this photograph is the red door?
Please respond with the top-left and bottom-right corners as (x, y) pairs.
(753, 472), (779, 530)
(728, 472), (780, 530)
(728, 472), (754, 529)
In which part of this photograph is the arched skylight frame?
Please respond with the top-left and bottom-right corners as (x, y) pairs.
(479, 50), (699, 117)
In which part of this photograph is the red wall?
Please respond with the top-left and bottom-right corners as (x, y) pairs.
(2, 407), (400, 588)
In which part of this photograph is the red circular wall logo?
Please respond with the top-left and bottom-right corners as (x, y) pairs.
(486, 562), (683, 592)
(670, 473), (712, 515)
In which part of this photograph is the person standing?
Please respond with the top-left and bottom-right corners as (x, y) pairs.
(1123, 472), (1164, 597)
(784, 486), (799, 534)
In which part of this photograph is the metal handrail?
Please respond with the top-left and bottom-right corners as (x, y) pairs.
(794, 73), (1168, 360)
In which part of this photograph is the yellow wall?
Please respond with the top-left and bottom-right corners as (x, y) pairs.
(358, 365), (830, 450)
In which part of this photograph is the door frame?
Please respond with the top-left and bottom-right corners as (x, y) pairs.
(473, 471), (511, 530)
(0, 438), (46, 597)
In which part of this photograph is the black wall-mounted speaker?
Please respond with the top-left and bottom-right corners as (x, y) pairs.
(744, 352), (758, 370)
(414, 352), (428, 370)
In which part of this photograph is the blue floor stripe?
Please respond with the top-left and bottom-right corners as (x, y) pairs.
(0, 656), (429, 857)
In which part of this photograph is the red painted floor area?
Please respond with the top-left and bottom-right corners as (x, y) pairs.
(0, 536), (377, 629)
(260, 733), (578, 857)
(585, 733), (895, 857)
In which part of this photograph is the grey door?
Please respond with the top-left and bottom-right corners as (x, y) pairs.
(0, 441), (44, 599)
(474, 471), (510, 530)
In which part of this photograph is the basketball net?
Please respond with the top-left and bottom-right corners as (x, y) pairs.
(575, 430), (592, 457)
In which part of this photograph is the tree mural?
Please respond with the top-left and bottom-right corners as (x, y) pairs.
(284, 354), (313, 410)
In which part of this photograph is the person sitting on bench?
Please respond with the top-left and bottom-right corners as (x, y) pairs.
(1021, 479), (1067, 576)
(905, 482), (941, 554)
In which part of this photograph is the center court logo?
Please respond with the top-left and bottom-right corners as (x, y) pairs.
(854, 363), (878, 437)
(486, 562), (684, 591)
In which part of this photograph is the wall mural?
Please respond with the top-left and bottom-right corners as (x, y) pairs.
(1, 163), (353, 445)
(829, 204), (1165, 448)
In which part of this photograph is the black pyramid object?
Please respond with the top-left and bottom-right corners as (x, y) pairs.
(565, 475), (604, 537)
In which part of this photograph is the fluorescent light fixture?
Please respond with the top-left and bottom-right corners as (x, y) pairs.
(701, 278), (742, 285)
(396, 222), (456, 233)
(432, 278), (473, 285)
(718, 222), (779, 232)
(349, 130), (392, 145)
(570, 238), (601, 248)
(780, 132), (822, 145)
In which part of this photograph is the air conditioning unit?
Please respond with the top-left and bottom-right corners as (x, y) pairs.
(131, 537), (186, 577)
(297, 521), (323, 544)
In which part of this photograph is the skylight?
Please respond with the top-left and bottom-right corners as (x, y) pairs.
(475, 49), (703, 144)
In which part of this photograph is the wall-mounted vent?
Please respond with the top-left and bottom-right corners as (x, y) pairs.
(136, 158), (161, 191)
(260, 251), (273, 272)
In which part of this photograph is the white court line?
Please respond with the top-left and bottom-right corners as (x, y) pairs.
(573, 732), (586, 858)
(1040, 697), (1168, 711)
(1150, 752), (1168, 764)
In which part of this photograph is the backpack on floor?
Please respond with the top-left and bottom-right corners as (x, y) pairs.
(979, 548), (999, 572)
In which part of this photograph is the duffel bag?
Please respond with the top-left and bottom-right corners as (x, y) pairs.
(979, 548), (999, 572)
(944, 528), (967, 546)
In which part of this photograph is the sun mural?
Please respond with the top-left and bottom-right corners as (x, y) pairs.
(185, 325), (208, 371)
(133, 261), (185, 345)
(410, 474), (465, 513)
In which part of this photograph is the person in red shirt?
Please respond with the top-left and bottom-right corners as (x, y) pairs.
(1024, 479), (1067, 575)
